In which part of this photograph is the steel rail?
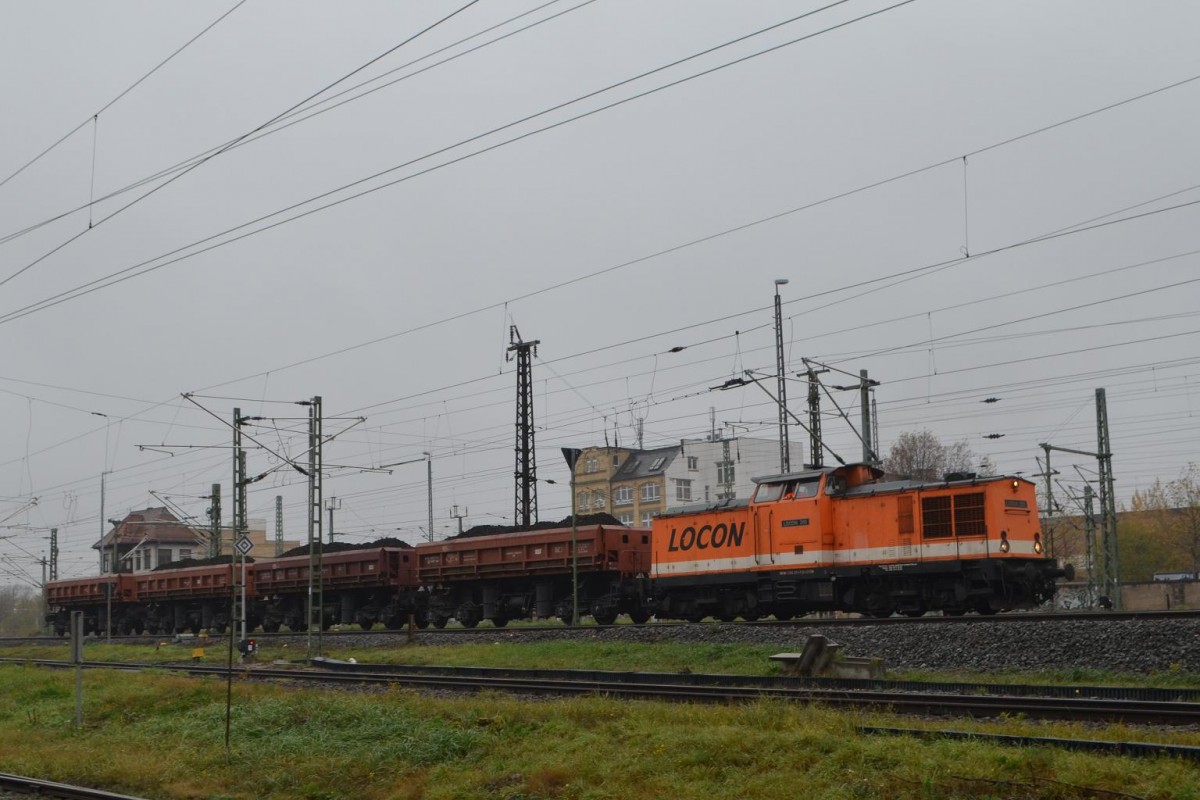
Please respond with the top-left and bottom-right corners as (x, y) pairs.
(858, 726), (1200, 761)
(0, 771), (150, 800)
(10, 609), (1200, 644)
(8, 658), (1200, 728)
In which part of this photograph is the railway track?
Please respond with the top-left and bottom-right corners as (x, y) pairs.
(8, 657), (1200, 733)
(6, 608), (1199, 644)
(0, 772), (149, 800)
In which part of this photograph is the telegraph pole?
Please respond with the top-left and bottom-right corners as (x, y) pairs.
(1083, 484), (1097, 607)
(424, 452), (434, 542)
(774, 279), (790, 473)
(232, 409), (249, 643)
(806, 366), (826, 469)
(302, 396), (323, 656)
(274, 495), (284, 556)
(450, 505), (468, 536)
(1095, 388), (1120, 608)
(326, 497), (341, 544)
(858, 369), (878, 466)
(1037, 387), (1120, 609)
(207, 484), (222, 558)
(507, 326), (540, 527)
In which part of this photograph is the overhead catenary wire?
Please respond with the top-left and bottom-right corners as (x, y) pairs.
(0, 0), (248, 193)
(0, 0), (484, 291)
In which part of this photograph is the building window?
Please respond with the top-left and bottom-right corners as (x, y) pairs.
(592, 492), (607, 510)
(102, 554), (110, 573)
(676, 479), (692, 501)
(577, 491), (588, 509)
(612, 454), (621, 467)
(584, 457), (598, 474)
(615, 486), (633, 506)
(641, 483), (660, 503)
(179, 549), (192, 561)
(687, 456), (698, 471)
(717, 461), (735, 485)
(619, 512), (634, 526)
(649, 456), (666, 471)
(641, 512), (654, 527)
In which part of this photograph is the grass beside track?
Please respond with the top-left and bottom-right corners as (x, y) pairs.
(1, 664), (1199, 800)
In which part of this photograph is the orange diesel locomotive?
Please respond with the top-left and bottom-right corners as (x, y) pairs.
(651, 463), (1072, 620)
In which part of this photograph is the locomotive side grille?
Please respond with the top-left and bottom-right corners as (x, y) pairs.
(897, 496), (914, 535)
(954, 492), (987, 536)
(921, 496), (953, 538)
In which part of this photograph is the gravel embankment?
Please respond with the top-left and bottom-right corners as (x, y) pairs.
(357, 618), (1200, 674)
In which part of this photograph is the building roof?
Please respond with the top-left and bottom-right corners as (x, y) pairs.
(611, 445), (679, 482)
(93, 507), (207, 550)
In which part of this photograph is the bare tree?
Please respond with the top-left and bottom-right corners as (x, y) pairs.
(0, 585), (42, 636)
(1166, 463), (1200, 577)
(884, 430), (976, 481)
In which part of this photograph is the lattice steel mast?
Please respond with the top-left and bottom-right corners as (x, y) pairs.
(507, 326), (540, 527)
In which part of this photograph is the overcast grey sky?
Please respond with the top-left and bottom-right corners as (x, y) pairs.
(1, 0), (1198, 584)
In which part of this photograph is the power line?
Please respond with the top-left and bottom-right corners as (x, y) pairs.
(0, 0), (484, 291)
(0, 0), (595, 250)
(0, 1), (247, 192)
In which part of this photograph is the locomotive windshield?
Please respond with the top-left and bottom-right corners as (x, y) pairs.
(755, 477), (820, 502)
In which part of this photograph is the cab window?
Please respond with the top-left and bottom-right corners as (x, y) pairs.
(755, 482), (785, 502)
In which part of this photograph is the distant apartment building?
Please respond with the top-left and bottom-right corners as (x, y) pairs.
(570, 436), (782, 526)
(95, 507), (300, 574)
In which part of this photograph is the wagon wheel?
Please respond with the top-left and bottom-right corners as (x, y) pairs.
(460, 617), (479, 629)
(431, 615), (449, 629)
(773, 612), (795, 621)
(685, 613), (706, 623)
(491, 617), (508, 628)
(901, 609), (926, 618)
(629, 609), (651, 625)
(591, 610), (618, 626)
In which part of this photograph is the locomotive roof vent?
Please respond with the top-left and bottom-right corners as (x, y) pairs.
(943, 471), (977, 482)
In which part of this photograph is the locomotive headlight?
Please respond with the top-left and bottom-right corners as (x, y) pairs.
(999, 531), (1010, 553)
(1033, 532), (1044, 555)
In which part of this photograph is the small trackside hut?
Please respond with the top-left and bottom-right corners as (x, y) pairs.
(416, 523), (652, 627)
(650, 463), (1072, 621)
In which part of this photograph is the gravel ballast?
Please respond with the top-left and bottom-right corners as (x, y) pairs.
(347, 618), (1200, 674)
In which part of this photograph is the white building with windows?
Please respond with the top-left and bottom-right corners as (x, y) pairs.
(662, 437), (780, 510)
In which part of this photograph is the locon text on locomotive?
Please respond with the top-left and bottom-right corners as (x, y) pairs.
(665, 522), (745, 552)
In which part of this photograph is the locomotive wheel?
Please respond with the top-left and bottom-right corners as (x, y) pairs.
(774, 612), (795, 621)
(491, 617), (508, 628)
(431, 615), (449, 629)
(591, 610), (618, 626)
(717, 614), (736, 623)
(901, 609), (926, 618)
(685, 613), (706, 623)
(629, 610), (651, 625)
(741, 612), (761, 622)
(460, 617), (479, 629)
